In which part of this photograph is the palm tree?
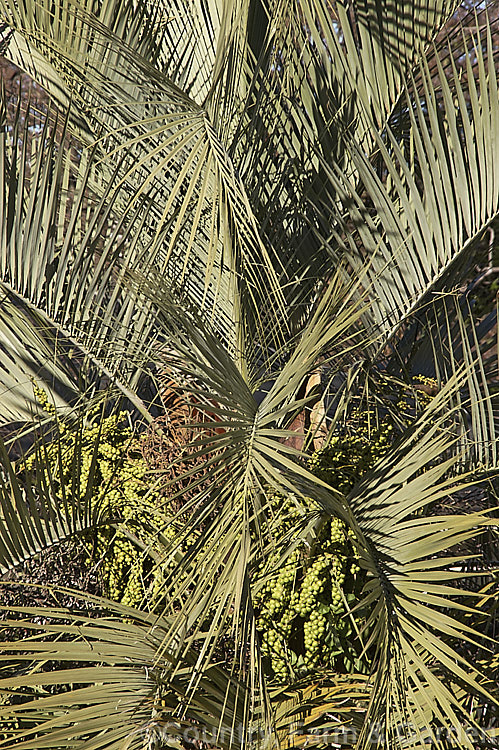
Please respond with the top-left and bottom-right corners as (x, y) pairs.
(0, 0), (498, 748)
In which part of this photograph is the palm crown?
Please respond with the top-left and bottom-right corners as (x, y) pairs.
(0, 0), (498, 748)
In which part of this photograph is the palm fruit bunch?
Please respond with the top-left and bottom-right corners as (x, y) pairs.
(253, 506), (364, 683)
(253, 382), (438, 683)
(21, 387), (170, 607)
(308, 413), (393, 494)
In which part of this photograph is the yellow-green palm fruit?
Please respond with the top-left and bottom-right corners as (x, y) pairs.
(20, 388), (172, 607)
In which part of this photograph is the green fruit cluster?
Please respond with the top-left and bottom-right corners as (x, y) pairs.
(253, 511), (362, 682)
(22, 389), (168, 608)
(253, 385), (438, 683)
(308, 415), (393, 495)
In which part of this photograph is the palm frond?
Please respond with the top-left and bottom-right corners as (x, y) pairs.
(345, 376), (499, 748)
(0, 0), (289, 347)
(0, 88), (164, 423)
(271, 673), (370, 747)
(323, 16), (499, 344)
(0, 594), (252, 750)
